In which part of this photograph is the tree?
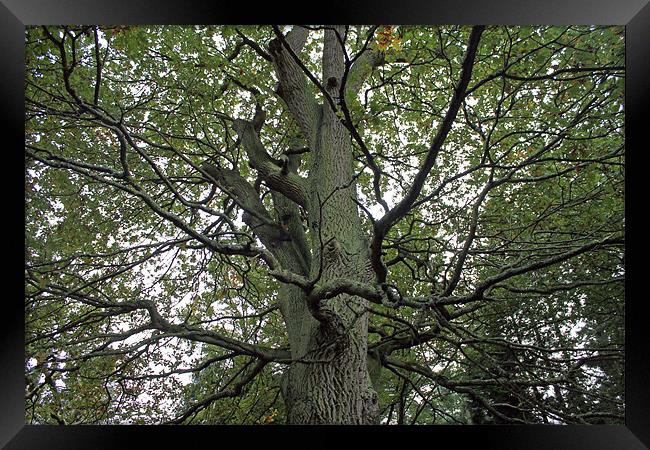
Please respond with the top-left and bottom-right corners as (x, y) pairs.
(25, 25), (624, 425)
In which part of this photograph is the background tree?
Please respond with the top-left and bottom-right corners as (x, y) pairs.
(25, 24), (624, 425)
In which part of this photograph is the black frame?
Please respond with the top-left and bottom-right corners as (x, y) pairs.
(4, 1), (649, 448)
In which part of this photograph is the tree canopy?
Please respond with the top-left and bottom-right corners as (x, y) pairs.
(25, 25), (624, 425)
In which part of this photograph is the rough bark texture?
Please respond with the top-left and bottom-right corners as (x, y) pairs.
(271, 26), (370, 424)
(204, 26), (380, 424)
(201, 25), (487, 424)
(278, 26), (378, 425)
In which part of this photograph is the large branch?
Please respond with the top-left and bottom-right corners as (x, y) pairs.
(232, 119), (310, 209)
(370, 26), (485, 283)
(268, 26), (321, 145)
(344, 31), (385, 96)
(336, 27), (391, 212)
(202, 163), (275, 226)
(58, 296), (290, 364)
(377, 234), (624, 316)
(431, 235), (625, 308)
(271, 188), (311, 273)
(201, 162), (310, 276)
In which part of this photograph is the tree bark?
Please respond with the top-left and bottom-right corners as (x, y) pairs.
(205, 26), (380, 424)
(273, 25), (378, 424)
(203, 25), (486, 424)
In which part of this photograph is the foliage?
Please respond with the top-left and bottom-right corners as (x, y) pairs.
(25, 25), (624, 424)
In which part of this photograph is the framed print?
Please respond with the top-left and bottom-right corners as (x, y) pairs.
(4, 0), (649, 448)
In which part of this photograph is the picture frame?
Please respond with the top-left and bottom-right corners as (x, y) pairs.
(4, 0), (648, 447)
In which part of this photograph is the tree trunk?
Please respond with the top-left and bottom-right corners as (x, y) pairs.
(279, 102), (378, 424)
(206, 25), (379, 424)
(276, 26), (378, 424)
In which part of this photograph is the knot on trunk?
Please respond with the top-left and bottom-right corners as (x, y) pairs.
(326, 76), (338, 90)
(268, 37), (283, 60)
(312, 308), (349, 351)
